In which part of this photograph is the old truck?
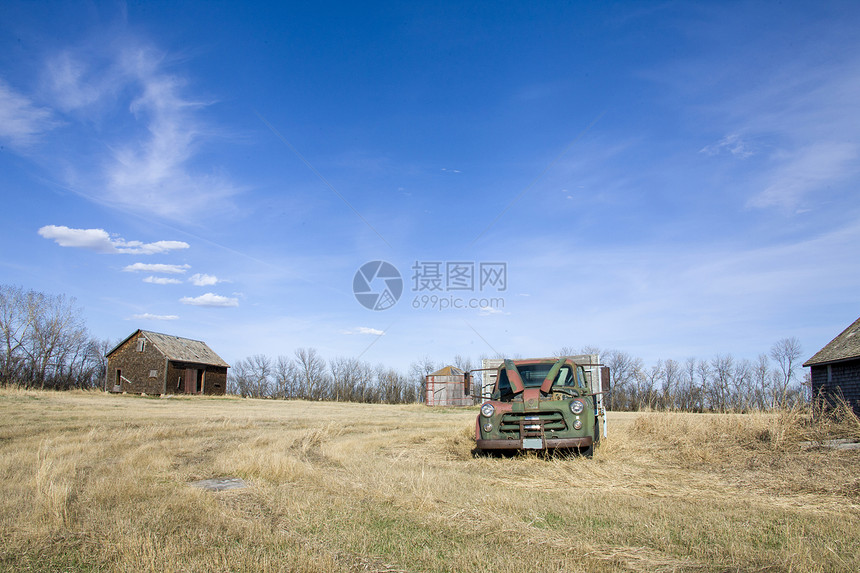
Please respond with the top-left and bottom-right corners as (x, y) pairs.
(472, 355), (609, 456)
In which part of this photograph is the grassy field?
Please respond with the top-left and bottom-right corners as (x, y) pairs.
(1, 389), (858, 572)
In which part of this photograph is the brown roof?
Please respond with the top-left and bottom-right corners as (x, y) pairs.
(803, 316), (860, 367)
(108, 329), (230, 368)
(429, 365), (464, 377)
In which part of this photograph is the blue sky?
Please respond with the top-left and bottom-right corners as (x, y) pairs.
(1, 1), (858, 371)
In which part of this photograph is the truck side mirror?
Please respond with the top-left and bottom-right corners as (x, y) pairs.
(464, 371), (471, 395)
(601, 367), (611, 393)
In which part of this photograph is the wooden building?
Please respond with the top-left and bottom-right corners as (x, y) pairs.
(105, 329), (229, 396)
(804, 316), (860, 415)
(425, 366), (472, 406)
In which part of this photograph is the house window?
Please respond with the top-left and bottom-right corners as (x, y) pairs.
(137, 338), (146, 352)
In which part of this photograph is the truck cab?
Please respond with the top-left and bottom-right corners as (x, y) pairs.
(474, 356), (607, 456)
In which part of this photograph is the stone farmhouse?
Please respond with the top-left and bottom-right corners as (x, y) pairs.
(804, 315), (860, 416)
(106, 329), (229, 396)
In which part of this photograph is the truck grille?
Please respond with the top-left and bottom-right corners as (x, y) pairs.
(499, 411), (567, 437)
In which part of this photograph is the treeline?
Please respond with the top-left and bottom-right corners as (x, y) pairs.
(0, 285), (109, 389)
(229, 352), (486, 405)
(562, 339), (806, 412)
(2, 283), (810, 412)
(228, 350), (421, 403)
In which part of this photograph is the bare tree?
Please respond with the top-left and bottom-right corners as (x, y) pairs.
(294, 347), (328, 400)
(229, 355), (272, 398)
(770, 337), (802, 408)
(696, 359), (711, 412)
(662, 358), (682, 410)
(732, 359), (753, 412)
(752, 354), (772, 409)
(554, 345), (578, 358)
(0, 285), (30, 384)
(409, 356), (436, 403)
(273, 355), (298, 399)
(603, 349), (643, 410)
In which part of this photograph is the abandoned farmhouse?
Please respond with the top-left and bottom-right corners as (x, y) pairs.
(105, 329), (229, 396)
(804, 315), (860, 416)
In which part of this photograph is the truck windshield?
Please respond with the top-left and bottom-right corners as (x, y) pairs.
(496, 363), (585, 395)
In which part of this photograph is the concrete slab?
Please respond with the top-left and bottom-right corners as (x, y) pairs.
(190, 477), (249, 492)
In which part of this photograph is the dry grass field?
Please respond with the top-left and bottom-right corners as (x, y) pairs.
(1, 388), (858, 572)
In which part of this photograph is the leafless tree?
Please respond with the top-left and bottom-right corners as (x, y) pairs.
(0, 285), (105, 389)
(228, 355), (272, 398)
(696, 359), (711, 411)
(409, 355), (436, 403)
(294, 347), (328, 400)
(603, 349), (643, 410)
(752, 354), (772, 409)
(273, 355), (299, 399)
(770, 337), (802, 408)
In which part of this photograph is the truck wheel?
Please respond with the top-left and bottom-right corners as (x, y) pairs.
(580, 444), (593, 458)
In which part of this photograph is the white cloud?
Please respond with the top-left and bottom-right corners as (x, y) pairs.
(143, 276), (182, 285)
(45, 50), (120, 112)
(35, 43), (241, 220)
(696, 52), (860, 212)
(0, 79), (57, 148)
(748, 142), (857, 210)
(342, 327), (385, 336)
(478, 306), (506, 316)
(124, 263), (190, 274)
(189, 273), (220, 286)
(38, 225), (189, 254)
(179, 293), (239, 307)
(99, 47), (239, 218)
(131, 313), (179, 321)
(700, 133), (755, 158)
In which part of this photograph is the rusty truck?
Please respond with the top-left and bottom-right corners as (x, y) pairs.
(472, 355), (609, 456)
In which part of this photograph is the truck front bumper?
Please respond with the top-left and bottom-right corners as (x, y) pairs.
(476, 436), (593, 451)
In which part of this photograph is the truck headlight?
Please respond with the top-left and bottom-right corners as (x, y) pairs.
(483, 422), (493, 432)
(573, 420), (583, 430)
(480, 403), (495, 418)
(569, 399), (585, 415)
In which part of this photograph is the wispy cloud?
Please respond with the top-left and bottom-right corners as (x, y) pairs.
(748, 142), (857, 211)
(700, 133), (755, 158)
(179, 293), (239, 307)
(131, 313), (179, 321)
(38, 225), (189, 254)
(189, 273), (220, 286)
(342, 327), (385, 336)
(0, 79), (57, 148)
(698, 51), (860, 212)
(478, 306), (506, 316)
(143, 276), (182, 285)
(35, 41), (242, 220)
(124, 262), (190, 274)
(101, 47), (239, 218)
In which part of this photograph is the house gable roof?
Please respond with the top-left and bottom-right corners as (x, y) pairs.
(803, 315), (860, 367)
(107, 329), (230, 368)
(429, 365), (464, 377)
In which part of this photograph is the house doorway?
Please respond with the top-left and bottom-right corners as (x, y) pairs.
(184, 368), (204, 394)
